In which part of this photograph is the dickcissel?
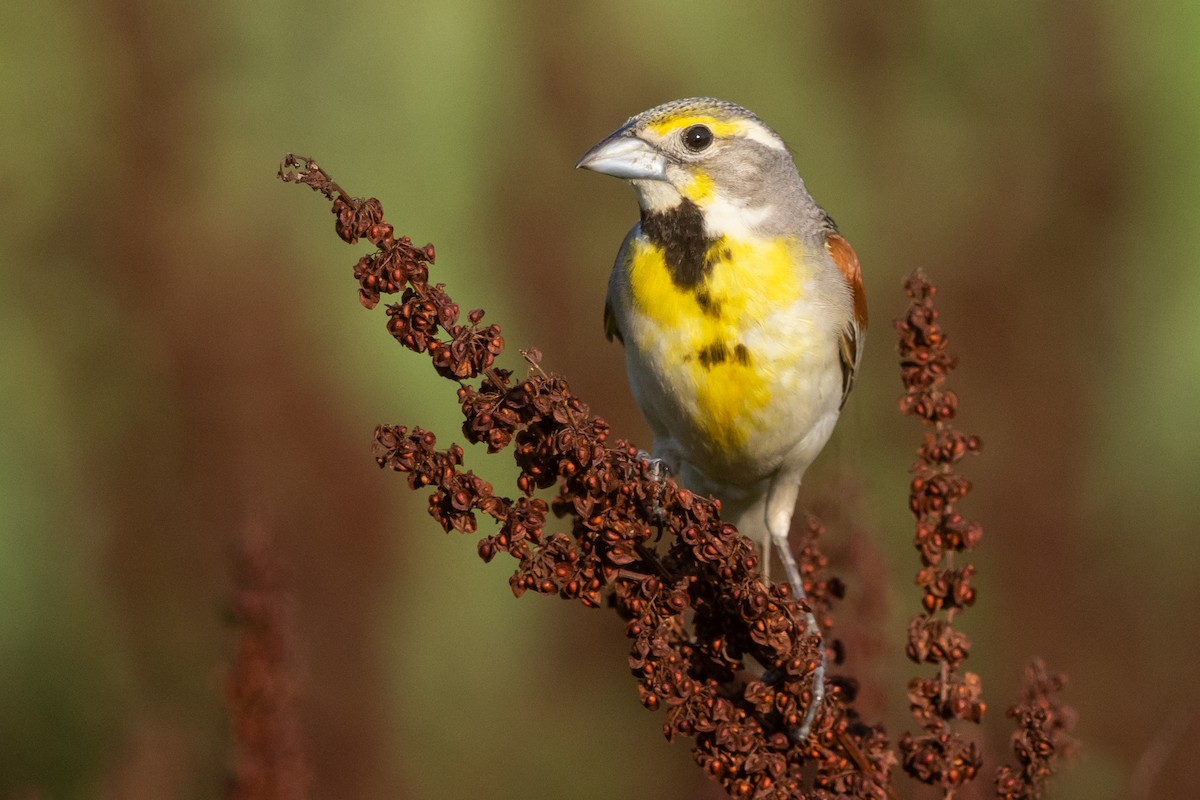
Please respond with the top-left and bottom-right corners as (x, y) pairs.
(578, 98), (867, 734)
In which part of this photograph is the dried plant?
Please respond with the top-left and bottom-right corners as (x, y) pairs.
(275, 155), (1076, 799)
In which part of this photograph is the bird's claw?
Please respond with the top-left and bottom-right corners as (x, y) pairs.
(636, 449), (671, 483)
(633, 450), (672, 531)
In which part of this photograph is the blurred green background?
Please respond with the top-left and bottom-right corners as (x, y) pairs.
(2, 1), (1198, 798)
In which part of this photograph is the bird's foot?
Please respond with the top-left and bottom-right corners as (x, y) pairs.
(633, 450), (672, 533)
(636, 449), (671, 483)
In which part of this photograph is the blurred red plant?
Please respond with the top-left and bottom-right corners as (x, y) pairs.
(224, 524), (309, 800)
(272, 155), (1076, 799)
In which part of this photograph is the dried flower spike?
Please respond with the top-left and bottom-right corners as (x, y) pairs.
(896, 271), (986, 792)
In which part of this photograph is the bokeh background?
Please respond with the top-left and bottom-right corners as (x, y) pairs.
(3, 1), (1198, 798)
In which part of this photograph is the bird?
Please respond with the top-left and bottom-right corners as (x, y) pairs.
(577, 97), (867, 737)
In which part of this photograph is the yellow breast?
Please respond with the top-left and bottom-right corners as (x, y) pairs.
(625, 234), (811, 453)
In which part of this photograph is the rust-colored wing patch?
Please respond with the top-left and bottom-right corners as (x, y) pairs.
(826, 233), (868, 332)
(825, 233), (868, 407)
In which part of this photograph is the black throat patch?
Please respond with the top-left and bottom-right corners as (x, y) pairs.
(640, 199), (717, 290)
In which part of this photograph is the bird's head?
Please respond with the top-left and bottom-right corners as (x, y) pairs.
(577, 98), (815, 237)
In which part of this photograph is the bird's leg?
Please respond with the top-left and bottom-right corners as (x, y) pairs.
(766, 480), (825, 741)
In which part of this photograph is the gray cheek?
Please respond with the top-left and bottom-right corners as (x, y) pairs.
(711, 162), (766, 205)
(707, 146), (780, 201)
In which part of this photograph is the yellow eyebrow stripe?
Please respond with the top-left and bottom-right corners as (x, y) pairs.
(646, 115), (745, 139)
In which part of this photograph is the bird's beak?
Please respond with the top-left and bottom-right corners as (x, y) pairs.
(576, 129), (668, 181)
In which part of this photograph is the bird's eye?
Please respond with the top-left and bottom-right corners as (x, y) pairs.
(682, 124), (714, 152)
